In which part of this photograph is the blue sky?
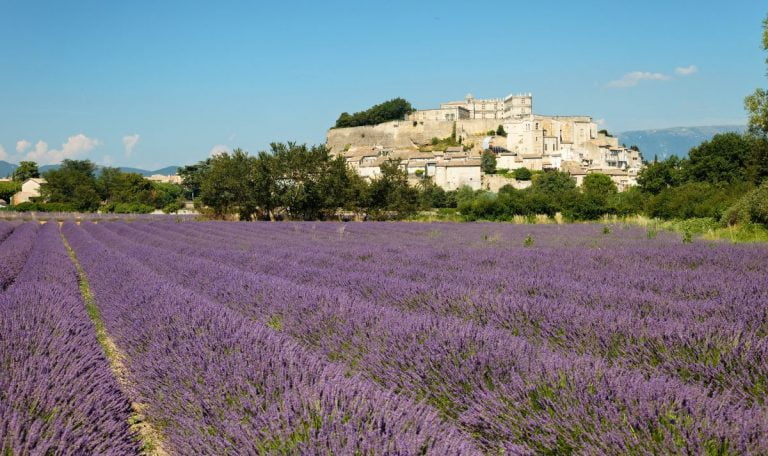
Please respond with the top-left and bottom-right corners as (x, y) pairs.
(0, 0), (765, 168)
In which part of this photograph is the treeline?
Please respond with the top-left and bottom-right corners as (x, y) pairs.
(333, 98), (415, 128)
(10, 160), (184, 213)
(457, 172), (638, 221)
(179, 142), (460, 220)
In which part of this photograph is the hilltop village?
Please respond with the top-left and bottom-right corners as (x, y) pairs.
(327, 94), (644, 191)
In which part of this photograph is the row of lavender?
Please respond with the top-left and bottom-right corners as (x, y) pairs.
(61, 222), (478, 454)
(71, 221), (768, 454)
(99, 221), (768, 402)
(0, 222), (137, 454)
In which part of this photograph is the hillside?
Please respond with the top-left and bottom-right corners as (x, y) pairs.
(617, 125), (746, 160)
(0, 161), (179, 178)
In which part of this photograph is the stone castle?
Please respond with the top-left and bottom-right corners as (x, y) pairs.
(326, 93), (643, 192)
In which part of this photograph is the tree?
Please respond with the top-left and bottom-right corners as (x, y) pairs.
(0, 181), (20, 202)
(12, 161), (39, 182)
(513, 167), (532, 180)
(334, 98), (415, 128)
(496, 125), (507, 137)
(41, 160), (101, 212)
(745, 16), (768, 136)
(582, 173), (618, 199)
(481, 151), (497, 174)
(199, 148), (258, 220)
(636, 156), (687, 194)
(367, 159), (418, 218)
(598, 129), (612, 137)
(531, 170), (576, 197)
(686, 133), (753, 184)
(178, 159), (211, 199)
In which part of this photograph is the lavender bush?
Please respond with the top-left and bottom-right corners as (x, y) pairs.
(61, 221), (768, 454)
(0, 223), (137, 454)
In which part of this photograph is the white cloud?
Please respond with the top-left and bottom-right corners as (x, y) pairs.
(122, 134), (140, 157)
(24, 134), (101, 164)
(607, 71), (671, 88)
(209, 144), (229, 157)
(101, 155), (114, 166)
(675, 65), (698, 76)
(0, 145), (7, 161)
(15, 139), (30, 154)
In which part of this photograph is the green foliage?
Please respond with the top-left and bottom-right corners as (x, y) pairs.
(418, 180), (456, 209)
(0, 181), (20, 202)
(531, 171), (577, 197)
(366, 159), (419, 219)
(608, 187), (647, 216)
(496, 125), (507, 137)
(199, 148), (260, 220)
(598, 129), (612, 137)
(102, 202), (155, 214)
(333, 98), (414, 128)
(745, 16), (768, 136)
(11, 202), (77, 212)
(422, 135), (462, 151)
(481, 151), (497, 174)
(513, 167), (532, 181)
(687, 133), (754, 184)
(637, 156), (687, 194)
(645, 182), (747, 220)
(189, 143), (371, 220)
(42, 160), (101, 212)
(583, 173), (617, 198)
(523, 235), (534, 247)
(723, 181), (768, 225)
(178, 159), (211, 199)
(12, 161), (40, 182)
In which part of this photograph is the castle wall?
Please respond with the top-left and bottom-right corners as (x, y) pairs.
(326, 119), (506, 153)
(481, 175), (531, 192)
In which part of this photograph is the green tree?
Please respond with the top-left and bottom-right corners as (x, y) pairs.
(41, 160), (101, 212)
(178, 159), (211, 199)
(0, 181), (20, 202)
(686, 133), (753, 184)
(496, 125), (507, 137)
(582, 173), (617, 199)
(199, 148), (257, 220)
(367, 159), (418, 218)
(334, 98), (415, 128)
(531, 170), (576, 197)
(481, 151), (497, 174)
(513, 167), (532, 181)
(12, 161), (40, 182)
(636, 156), (687, 194)
(745, 16), (768, 136)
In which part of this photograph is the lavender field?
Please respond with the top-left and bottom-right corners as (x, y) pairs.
(2, 220), (768, 455)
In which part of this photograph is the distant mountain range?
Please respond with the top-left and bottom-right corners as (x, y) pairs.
(617, 125), (747, 160)
(0, 161), (179, 179)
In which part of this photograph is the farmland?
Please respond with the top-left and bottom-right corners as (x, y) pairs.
(1, 220), (768, 454)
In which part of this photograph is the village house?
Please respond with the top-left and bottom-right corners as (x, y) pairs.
(12, 178), (46, 205)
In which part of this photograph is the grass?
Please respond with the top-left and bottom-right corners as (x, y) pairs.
(601, 215), (768, 243)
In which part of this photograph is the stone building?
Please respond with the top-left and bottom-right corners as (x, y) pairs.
(330, 92), (644, 191)
(11, 178), (46, 205)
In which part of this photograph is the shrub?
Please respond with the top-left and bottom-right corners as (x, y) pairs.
(103, 202), (155, 214)
(723, 181), (768, 225)
(513, 168), (532, 181)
